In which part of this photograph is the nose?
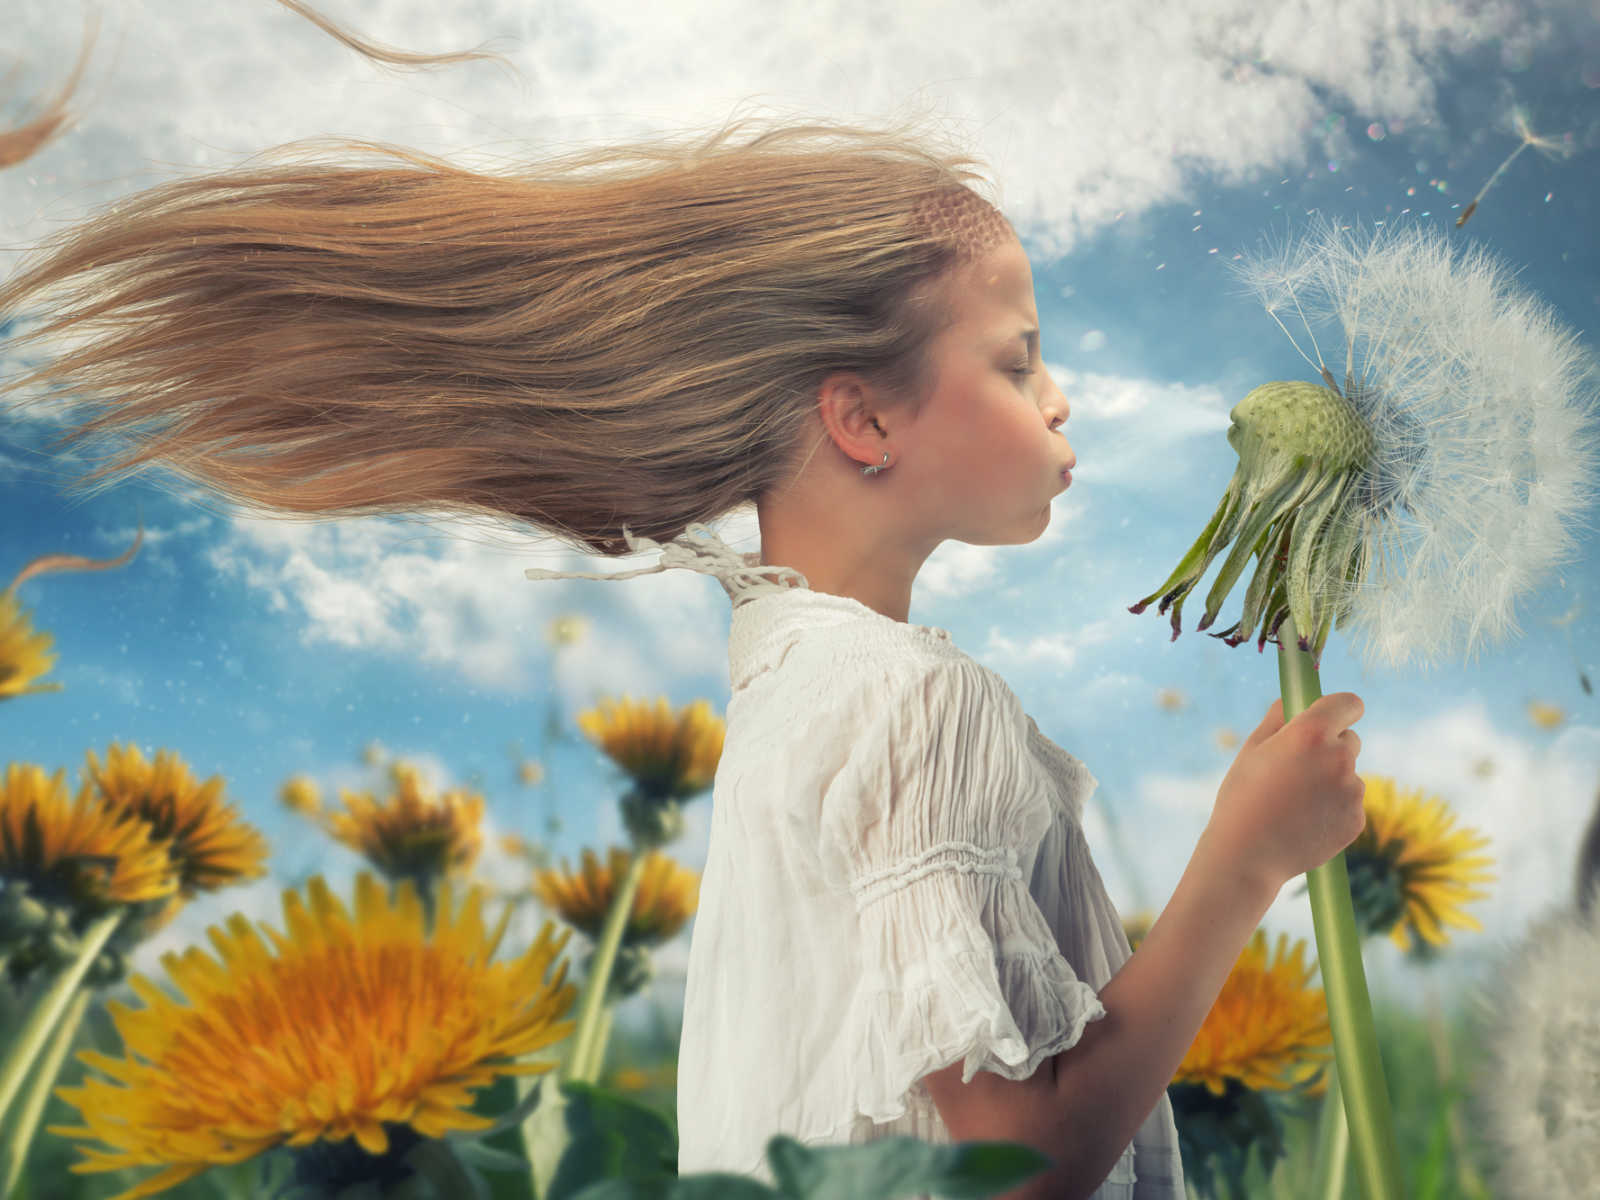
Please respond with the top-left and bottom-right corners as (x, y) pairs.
(1042, 373), (1075, 465)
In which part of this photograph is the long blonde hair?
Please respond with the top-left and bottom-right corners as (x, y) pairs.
(1, 111), (1006, 555)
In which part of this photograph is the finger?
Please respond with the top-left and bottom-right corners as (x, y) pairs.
(1242, 698), (1286, 750)
(1300, 691), (1365, 734)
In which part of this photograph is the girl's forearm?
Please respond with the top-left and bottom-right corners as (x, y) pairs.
(1043, 825), (1280, 1196)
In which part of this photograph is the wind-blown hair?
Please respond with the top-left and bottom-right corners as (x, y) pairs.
(0, 113), (1009, 556)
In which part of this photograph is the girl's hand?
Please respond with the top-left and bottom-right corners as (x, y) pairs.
(1207, 693), (1367, 892)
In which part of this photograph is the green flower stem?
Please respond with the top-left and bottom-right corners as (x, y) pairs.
(564, 851), (648, 1086)
(1277, 615), (1403, 1200)
(578, 1007), (616, 1083)
(1310, 1066), (1350, 1200)
(0, 908), (122, 1132)
(2, 986), (90, 1198)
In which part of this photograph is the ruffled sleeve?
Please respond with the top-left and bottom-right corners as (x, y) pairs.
(818, 655), (1109, 1124)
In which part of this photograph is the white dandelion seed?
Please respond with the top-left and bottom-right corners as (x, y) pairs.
(1471, 905), (1600, 1197)
(1132, 219), (1600, 672)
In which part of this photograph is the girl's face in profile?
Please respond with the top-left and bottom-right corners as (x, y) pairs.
(898, 232), (1075, 547)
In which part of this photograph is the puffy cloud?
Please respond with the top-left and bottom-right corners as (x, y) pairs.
(5, 0), (1573, 259)
(206, 511), (731, 696)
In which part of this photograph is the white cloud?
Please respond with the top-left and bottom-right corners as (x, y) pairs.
(4, 0), (1571, 262)
(981, 617), (1120, 672)
(205, 511), (735, 696)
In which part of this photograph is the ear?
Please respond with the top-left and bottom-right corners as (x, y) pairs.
(815, 371), (890, 468)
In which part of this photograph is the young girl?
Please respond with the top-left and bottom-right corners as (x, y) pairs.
(0, 113), (1366, 1200)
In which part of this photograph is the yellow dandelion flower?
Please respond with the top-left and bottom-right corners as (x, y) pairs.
(1121, 910), (1156, 951)
(576, 696), (724, 800)
(278, 775), (322, 818)
(532, 846), (699, 947)
(82, 744), (269, 897)
(499, 832), (528, 858)
(547, 613), (588, 648)
(517, 759), (545, 786)
(1348, 775), (1495, 953)
(49, 872), (578, 1200)
(0, 591), (61, 701)
(1214, 727), (1240, 751)
(1175, 930), (1331, 1096)
(0, 764), (176, 910)
(1155, 687), (1187, 712)
(610, 1062), (677, 1092)
(361, 740), (387, 767)
(327, 762), (484, 883)
(1527, 700), (1566, 730)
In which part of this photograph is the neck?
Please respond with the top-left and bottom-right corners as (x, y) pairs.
(755, 485), (932, 624)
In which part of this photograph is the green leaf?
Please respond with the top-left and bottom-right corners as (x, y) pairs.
(404, 1139), (490, 1200)
(521, 1078), (677, 1200)
(455, 1138), (537, 1176)
(566, 1176), (776, 1200)
(457, 1074), (539, 1200)
(764, 1134), (1051, 1200)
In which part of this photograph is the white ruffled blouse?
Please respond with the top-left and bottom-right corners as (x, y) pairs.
(525, 524), (1184, 1199)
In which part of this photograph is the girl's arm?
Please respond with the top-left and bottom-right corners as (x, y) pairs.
(923, 692), (1366, 1200)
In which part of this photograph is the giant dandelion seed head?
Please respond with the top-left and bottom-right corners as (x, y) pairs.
(1132, 219), (1600, 671)
(48, 871), (579, 1200)
(1472, 904), (1600, 1197)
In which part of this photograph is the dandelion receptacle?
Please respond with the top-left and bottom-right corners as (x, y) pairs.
(1131, 219), (1600, 1200)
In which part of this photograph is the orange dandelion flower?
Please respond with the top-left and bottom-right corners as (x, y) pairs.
(532, 846), (699, 948)
(49, 872), (577, 1200)
(576, 696), (724, 801)
(326, 762), (484, 885)
(0, 764), (176, 912)
(1347, 775), (1494, 953)
(1175, 930), (1331, 1096)
(82, 744), (269, 897)
(0, 592), (61, 701)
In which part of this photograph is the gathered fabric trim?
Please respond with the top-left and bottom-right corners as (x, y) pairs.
(852, 936), (1107, 1122)
(850, 842), (1022, 911)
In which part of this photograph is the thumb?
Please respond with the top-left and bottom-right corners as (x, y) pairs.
(1242, 697), (1286, 751)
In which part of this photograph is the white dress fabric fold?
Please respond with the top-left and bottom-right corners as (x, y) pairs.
(524, 523), (1184, 1198)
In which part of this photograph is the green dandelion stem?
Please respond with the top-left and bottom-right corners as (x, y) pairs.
(565, 850), (648, 1086)
(1278, 616), (1403, 1200)
(0, 907), (122, 1133)
(577, 1007), (617, 1083)
(1310, 1066), (1351, 1200)
(0, 986), (90, 1196)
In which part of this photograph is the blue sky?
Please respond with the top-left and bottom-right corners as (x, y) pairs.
(4, 0), (1599, 1035)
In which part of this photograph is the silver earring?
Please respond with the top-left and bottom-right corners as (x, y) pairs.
(861, 451), (890, 477)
